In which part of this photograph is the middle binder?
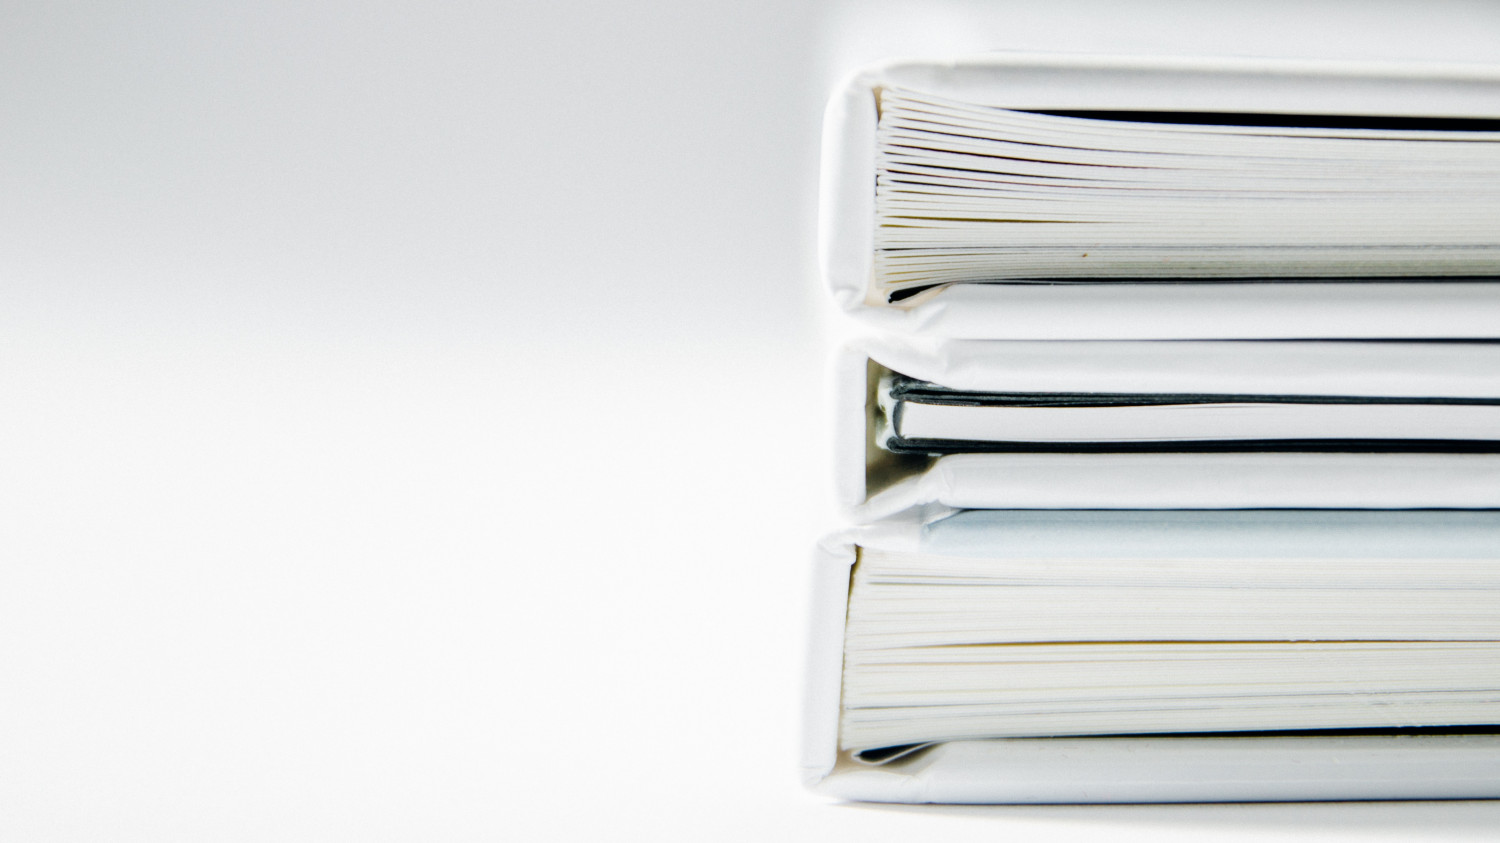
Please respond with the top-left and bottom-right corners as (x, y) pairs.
(836, 337), (1500, 520)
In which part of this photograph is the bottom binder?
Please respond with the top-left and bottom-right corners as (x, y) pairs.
(805, 514), (1500, 802)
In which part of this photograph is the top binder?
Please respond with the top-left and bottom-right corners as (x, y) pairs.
(820, 54), (1500, 338)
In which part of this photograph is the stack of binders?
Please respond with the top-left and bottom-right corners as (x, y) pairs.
(805, 54), (1500, 803)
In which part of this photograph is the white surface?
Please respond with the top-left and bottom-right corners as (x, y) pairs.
(5, 0), (1500, 840)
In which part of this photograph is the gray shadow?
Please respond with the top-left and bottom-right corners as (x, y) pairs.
(837, 799), (1500, 839)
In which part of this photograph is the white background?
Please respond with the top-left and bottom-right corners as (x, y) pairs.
(5, 1), (1500, 839)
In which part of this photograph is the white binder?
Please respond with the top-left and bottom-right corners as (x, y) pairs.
(820, 54), (1500, 339)
(804, 517), (1500, 803)
(835, 337), (1500, 519)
